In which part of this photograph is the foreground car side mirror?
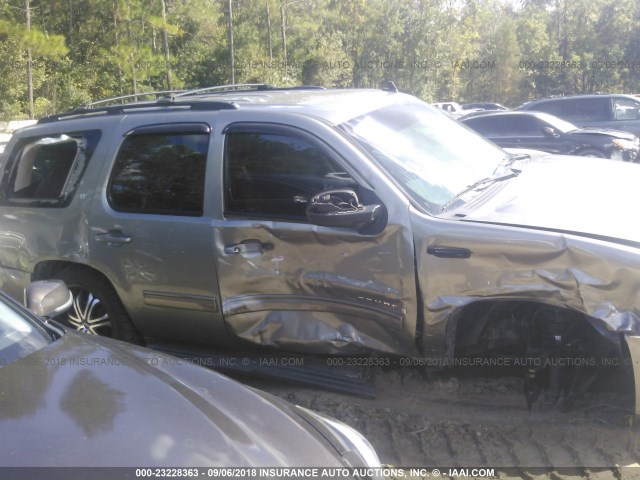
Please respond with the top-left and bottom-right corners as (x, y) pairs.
(306, 189), (381, 229)
(24, 280), (73, 317)
(542, 126), (559, 137)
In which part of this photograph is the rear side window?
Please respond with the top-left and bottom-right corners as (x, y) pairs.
(574, 98), (611, 121)
(532, 100), (569, 117)
(108, 128), (209, 217)
(464, 116), (504, 136)
(0, 130), (100, 207)
(534, 98), (611, 121)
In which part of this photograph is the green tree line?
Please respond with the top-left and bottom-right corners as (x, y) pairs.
(1, 0), (639, 120)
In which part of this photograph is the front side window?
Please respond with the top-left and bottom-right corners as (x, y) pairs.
(109, 129), (208, 216)
(0, 131), (100, 207)
(224, 127), (355, 219)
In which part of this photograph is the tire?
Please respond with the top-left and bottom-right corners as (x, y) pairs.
(578, 148), (607, 158)
(53, 266), (142, 344)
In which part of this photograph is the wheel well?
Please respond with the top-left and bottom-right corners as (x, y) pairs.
(577, 147), (607, 158)
(32, 260), (143, 344)
(449, 300), (620, 361)
(32, 261), (114, 291)
(449, 300), (632, 410)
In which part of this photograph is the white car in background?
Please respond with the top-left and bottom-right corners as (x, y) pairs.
(433, 101), (466, 118)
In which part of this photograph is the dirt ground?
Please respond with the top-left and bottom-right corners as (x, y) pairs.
(245, 362), (640, 480)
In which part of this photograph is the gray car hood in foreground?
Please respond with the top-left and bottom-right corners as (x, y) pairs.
(0, 331), (347, 467)
(451, 154), (640, 246)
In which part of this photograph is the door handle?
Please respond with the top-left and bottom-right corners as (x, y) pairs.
(224, 240), (274, 255)
(427, 245), (471, 259)
(95, 230), (132, 247)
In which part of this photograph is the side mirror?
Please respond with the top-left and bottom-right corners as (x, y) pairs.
(306, 189), (381, 229)
(24, 280), (73, 317)
(542, 126), (559, 137)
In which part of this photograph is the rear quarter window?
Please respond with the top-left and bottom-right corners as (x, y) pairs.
(0, 130), (101, 207)
(464, 116), (505, 136)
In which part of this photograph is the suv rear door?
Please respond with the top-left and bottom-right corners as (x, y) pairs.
(89, 121), (229, 346)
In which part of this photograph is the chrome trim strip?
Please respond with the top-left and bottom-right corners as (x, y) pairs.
(143, 290), (218, 312)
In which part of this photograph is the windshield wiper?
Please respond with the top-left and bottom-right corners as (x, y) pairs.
(506, 153), (530, 162)
(494, 153), (530, 173)
(441, 169), (520, 213)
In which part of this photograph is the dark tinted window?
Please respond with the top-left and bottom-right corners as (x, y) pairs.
(225, 129), (354, 219)
(534, 98), (611, 121)
(1, 131), (100, 207)
(504, 115), (545, 135)
(532, 100), (570, 117)
(109, 131), (208, 216)
(574, 98), (611, 121)
(465, 116), (505, 136)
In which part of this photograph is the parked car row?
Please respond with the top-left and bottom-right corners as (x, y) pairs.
(437, 93), (640, 134)
(433, 101), (507, 117)
(461, 111), (639, 161)
(518, 93), (640, 137)
(435, 93), (640, 161)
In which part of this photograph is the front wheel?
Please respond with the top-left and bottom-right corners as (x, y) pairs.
(578, 148), (607, 158)
(53, 267), (142, 344)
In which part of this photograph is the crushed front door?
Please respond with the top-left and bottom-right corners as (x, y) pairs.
(212, 122), (418, 355)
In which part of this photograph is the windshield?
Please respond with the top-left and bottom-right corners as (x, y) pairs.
(340, 100), (506, 215)
(536, 112), (579, 133)
(0, 297), (52, 367)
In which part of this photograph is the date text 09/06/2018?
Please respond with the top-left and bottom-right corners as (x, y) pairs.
(134, 467), (497, 478)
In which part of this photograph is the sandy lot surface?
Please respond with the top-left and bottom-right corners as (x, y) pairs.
(245, 362), (640, 480)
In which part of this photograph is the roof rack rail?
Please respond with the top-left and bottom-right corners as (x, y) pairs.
(38, 100), (238, 124)
(173, 83), (325, 97)
(38, 84), (326, 123)
(80, 90), (186, 108)
(173, 84), (273, 97)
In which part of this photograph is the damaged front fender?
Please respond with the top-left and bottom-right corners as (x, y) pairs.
(413, 211), (640, 410)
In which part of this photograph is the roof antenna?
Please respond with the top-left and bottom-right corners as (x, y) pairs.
(381, 81), (398, 93)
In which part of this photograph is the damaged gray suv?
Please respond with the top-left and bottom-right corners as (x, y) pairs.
(1, 85), (640, 412)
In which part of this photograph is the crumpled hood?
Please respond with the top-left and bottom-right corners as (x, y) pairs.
(0, 331), (344, 467)
(449, 155), (640, 247)
(569, 127), (636, 140)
